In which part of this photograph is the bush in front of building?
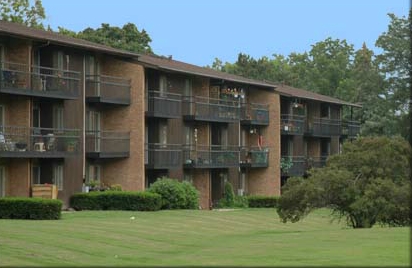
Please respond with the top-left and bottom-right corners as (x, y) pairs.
(148, 177), (199, 209)
(247, 195), (279, 208)
(0, 197), (62, 220)
(70, 191), (162, 211)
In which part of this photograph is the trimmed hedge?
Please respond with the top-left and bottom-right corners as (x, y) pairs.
(70, 191), (162, 211)
(0, 198), (62, 220)
(247, 195), (279, 208)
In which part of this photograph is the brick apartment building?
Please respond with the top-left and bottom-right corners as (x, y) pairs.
(0, 21), (360, 208)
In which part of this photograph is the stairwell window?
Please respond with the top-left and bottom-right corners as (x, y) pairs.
(53, 105), (64, 130)
(0, 166), (5, 197)
(53, 164), (64, 191)
(159, 75), (167, 97)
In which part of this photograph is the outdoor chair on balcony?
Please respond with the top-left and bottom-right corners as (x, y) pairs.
(45, 133), (56, 151)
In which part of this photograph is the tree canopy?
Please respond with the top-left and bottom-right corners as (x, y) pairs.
(58, 23), (153, 54)
(0, 0), (45, 29)
(276, 136), (411, 228)
(211, 13), (411, 139)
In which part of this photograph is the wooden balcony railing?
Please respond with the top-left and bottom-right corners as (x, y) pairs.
(146, 90), (181, 118)
(85, 75), (131, 105)
(85, 130), (130, 158)
(281, 114), (305, 135)
(0, 125), (80, 158)
(0, 61), (80, 99)
(145, 143), (182, 169)
(241, 103), (269, 125)
(182, 96), (240, 122)
(240, 147), (269, 168)
(183, 145), (239, 168)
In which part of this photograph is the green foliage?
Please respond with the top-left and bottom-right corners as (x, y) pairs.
(247, 195), (279, 208)
(223, 181), (235, 207)
(280, 156), (293, 173)
(181, 181), (200, 209)
(59, 23), (153, 54)
(0, 0), (45, 29)
(70, 191), (162, 211)
(277, 136), (411, 228)
(0, 197), (62, 220)
(108, 184), (122, 191)
(148, 177), (199, 209)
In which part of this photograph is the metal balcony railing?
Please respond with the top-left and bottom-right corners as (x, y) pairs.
(308, 118), (342, 136)
(281, 156), (306, 177)
(241, 103), (269, 125)
(145, 143), (182, 169)
(85, 130), (130, 158)
(281, 114), (305, 135)
(182, 96), (240, 122)
(342, 120), (361, 137)
(146, 90), (181, 118)
(240, 147), (269, 168)
(0, 125), (80, 157)
(307, 156), (328, 169)
(85, 75), (131, 105)
(0, 61), (80, 99)
(183, 145), (239, 168)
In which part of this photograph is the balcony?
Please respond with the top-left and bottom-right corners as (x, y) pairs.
(145, 143), (182, 169)
(86, 131), (130, 158)
(281, 114), (305, 135)
(307, 118), (341, 136)
(241, 103), (269, 125)
(86, 75), (131, 105)
(281, 156), (306, 177)
(183, 145), (239, 168)
(342, 120), (360, 138)
(240, 147), (269, 168)
(0, 126), (80, 158)
(146, 90), (181, 118)
(0, 61), (80, 99)
(307, 156), (328, 169)
(183, 96), (240, 123)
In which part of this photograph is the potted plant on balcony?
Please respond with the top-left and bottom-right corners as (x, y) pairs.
(280, 156), (293, 174)
(64, 131), (78, 152)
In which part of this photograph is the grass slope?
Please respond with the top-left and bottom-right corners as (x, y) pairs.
(0, 209), (409, 266)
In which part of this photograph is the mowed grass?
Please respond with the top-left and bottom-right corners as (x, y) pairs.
(0, 208), (409, 266)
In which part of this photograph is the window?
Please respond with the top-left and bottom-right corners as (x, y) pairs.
(86, 163), (100, 183)
(0, 45), (4, 68)
(159, 121), (167, 147)
(53, 105), (64, 130)
(0, 166), (5, 197)
(183, 172), (193, 184)
(184, 78), (192, 96)
(0, 105), (4, 132)
(159, 75), (167, 96)
(184, 126), (193, 145)
(53, 164), (64, 191)
(320, 103), (330, 118)
(32, 165), (41, 185)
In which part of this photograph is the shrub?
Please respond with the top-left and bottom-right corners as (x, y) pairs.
(234, 195), (249, 208)
(70, 191), (162, 211)
(223, 181), (235, 207)
(0, 197), (62, 220)
(181, 181), (199, 209)
(108, 184), (122, 191)
(248, 195), (279, 208)
(148, 177), (199, 209)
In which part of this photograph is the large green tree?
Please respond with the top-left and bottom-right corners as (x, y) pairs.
(59, 23), (153, 54)
(0, 0), (45, 28)
(277, 136), (411, 228)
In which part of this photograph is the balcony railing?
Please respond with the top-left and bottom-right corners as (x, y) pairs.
(146, 90), (181, 118)
(342, 120), (361, 138)
(85, 131), (130, 158)
(281, 156), (306, 177)
(241, 103), (269, 125)
(0, 125), (80, 158)
(85, 75), (131, 105)
(182, 96), (240, 122)
(307, 118), (341, 136)
(0, 61), (80, 99)
(281, 114), (305, 135)
(240, 147), (269, 168)
(145, 143), (182, 169)
(183, 145), (239, 168)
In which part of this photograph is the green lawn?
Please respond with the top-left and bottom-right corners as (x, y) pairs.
(0, 208), (409, 266)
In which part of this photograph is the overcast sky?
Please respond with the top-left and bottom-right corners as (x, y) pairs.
(42, 0), (409, 66)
